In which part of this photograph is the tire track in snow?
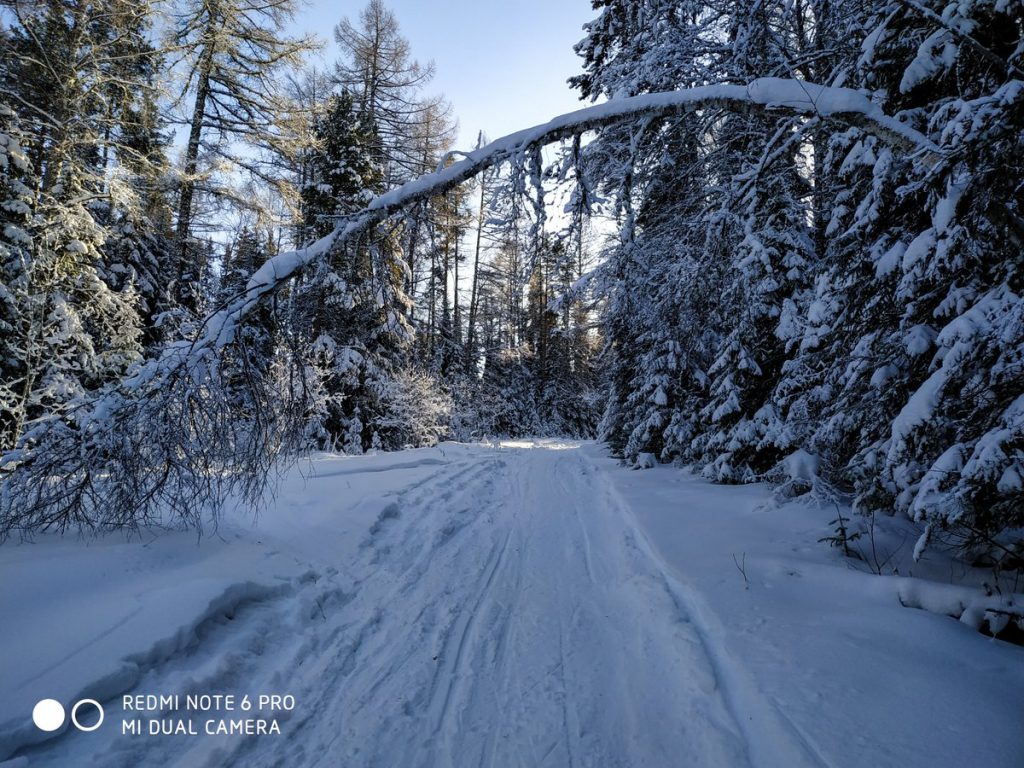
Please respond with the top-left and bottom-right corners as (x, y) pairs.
(265, 451), (511, 768)
(460, 445), (749, 768)
(17, 451), (506, 768)
(21, 443), (794, 768)
(585, 449), (829, 768)
(425, 528), (514, 763)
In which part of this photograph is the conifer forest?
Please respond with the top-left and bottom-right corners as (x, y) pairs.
(0, 1), (1022, 766)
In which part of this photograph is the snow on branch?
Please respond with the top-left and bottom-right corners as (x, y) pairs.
(200, 78), (934, 361)
(0, 78), (937, 535)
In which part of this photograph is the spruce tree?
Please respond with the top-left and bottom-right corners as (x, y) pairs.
(0, 0), (155, 452)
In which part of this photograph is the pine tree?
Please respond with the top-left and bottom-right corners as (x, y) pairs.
(288, 85), (431, 452)
(96, 16), (177, 350)
(0, 103), (35, 451)
(573, 0), (722, 461)
(298, 92), (380, 241)
(219, 227), (276, 390)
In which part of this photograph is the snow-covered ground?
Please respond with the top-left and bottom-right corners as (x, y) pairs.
(1, 441), (1021, 768)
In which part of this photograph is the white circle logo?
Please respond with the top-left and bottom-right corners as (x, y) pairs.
(70, 699), (104, 732)
(32, 699), (65, 732)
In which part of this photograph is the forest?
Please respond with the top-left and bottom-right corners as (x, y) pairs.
(0, 0), (1021, 576)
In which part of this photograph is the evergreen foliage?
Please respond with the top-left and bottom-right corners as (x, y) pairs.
(0, 0), (1017, 574)
(577, 0), (1023, 567)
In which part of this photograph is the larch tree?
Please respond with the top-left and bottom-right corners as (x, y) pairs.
(168, 0), (314, 308)
(2, 0), (1017, 580)
(332, 0), (443, 183)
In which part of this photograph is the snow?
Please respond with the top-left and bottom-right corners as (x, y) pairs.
(1, 442), (1021, 767)
(635, 451), (658, 468)
(152, 77), (935, 369)
(933, 178), (965, 233)
(912, 443), (964, 520)
(889, 366), (945, 458)
(901, 30), (955, 93)
(901, 228), (936, 273)
(781, 448), (819, 483)
(903, 323), (937, 356)
(870, 363), (900, 388)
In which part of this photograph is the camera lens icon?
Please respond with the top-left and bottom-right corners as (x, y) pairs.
(33, 699), (104, 732)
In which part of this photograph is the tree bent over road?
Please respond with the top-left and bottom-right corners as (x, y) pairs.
(0, 77), (936, 536)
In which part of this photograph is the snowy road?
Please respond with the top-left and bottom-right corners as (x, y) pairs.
(6, 441), (1023, 768)
(260, 442), (752, 768)
(10, 442), (776, 767)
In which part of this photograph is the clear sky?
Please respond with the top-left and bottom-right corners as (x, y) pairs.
(292, 0), (597, 151)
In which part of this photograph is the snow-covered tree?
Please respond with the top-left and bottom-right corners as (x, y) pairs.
(788, 0), (1024, 563)
(3, 0), (990, 546)
(0, 0), (160, 452)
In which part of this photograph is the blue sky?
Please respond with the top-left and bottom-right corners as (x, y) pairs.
(292, 0), (597, 150)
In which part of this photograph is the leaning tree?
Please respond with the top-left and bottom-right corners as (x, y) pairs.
(0, 78), (939, 536)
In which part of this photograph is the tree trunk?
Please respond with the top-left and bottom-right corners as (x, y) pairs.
(466, 156), (486, 371)
(175, 37), (215, 305)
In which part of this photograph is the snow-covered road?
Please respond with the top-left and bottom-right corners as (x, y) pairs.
(4, 441), (1022, 768)
(257, 442), (759, 768)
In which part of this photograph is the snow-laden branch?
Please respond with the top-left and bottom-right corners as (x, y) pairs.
(180, 78), (933, 368)
(0, 78), (940, 535)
